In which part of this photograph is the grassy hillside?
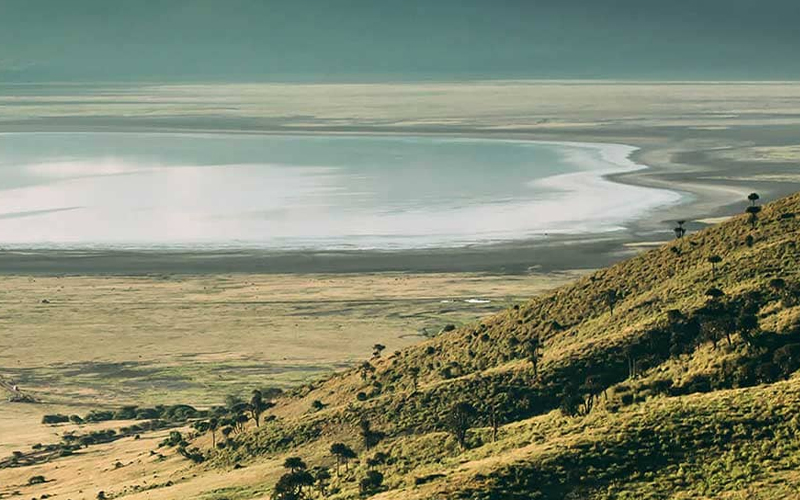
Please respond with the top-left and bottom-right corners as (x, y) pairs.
(3, 192), (800, 500)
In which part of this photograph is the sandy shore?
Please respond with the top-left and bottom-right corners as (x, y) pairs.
(2, 81), (799, 274)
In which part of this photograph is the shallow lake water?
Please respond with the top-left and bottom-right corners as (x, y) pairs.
(0, 132), (680, 250)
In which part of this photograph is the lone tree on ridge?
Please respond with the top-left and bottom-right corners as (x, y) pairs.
(674, 220), (687, 239)
(708, 255), (722, 280)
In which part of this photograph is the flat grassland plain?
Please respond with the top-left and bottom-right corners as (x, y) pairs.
(0, 272), (578, 449)
(2, 82), (800, 499)
(0, 271), (574, 499)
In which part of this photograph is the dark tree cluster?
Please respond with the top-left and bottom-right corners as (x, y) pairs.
(190, 388), (282, 453)
(272, 457), (314, 500)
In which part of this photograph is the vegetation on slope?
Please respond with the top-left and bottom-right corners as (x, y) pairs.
(176, 191), (800, 499)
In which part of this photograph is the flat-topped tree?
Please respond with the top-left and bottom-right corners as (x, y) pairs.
(192, 417), (220, 448)
(273, 458), (313, 500)
(774, 344), (800, 379)
(224, 394), (246, 413)
(372, 344), (386, 358)
(359, 418), (385, 450)
(220, 425), (233, 442)
(487, 393), (509, 442)
(330, 442), (357, 475)
(745, 193), (762, 229)
(624, 342), (642, 379)
(746, 205), (762, 229)
(283, 456), (307, 473)
(192, 419), (209, 435)
(360, 470), (385, 495)
(708, 255), (722, 280)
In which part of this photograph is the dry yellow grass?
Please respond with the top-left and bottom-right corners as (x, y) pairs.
(0, 270), (579, 499)
(0, 271), (578, 407)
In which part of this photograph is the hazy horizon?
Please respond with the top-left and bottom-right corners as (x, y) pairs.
(2, 0), (800, 83)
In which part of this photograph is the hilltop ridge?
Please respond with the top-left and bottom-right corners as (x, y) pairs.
(205, 191), (800, 499)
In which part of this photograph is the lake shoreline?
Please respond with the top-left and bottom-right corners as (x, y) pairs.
(0, 133), (680, 251)
(2, 107), (800, 274)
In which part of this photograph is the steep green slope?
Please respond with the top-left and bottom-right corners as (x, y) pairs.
(203, 192), (800, 499)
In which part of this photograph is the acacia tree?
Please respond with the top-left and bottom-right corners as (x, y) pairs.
(359, 418), (385, 451)
(558, 383), (583, 417)
(769, 278), (791, 305)
(366, 451), (389, 471)
(770, 277), (787, 294)
(445, 401), (476, 450)
(360, 470), (384, 495)
(273, 457), (313, 500)
(605, 289), (620, 316)
(192, 420), (209, 441)
(703, 287), (727, 347)
(233, 412), (249, 433)
(249, 390), (274, 428)
(208, 417), (219, 447)
(330, 442), (357, 475)
(220, 425), (233, 442)
(580, 375), (604, 415)
(372, 344), (386, 358)
(744, 193), (762, 229)
(488, 406), (501, 442)
(284, 457), (306, 473)
(225, 395), (247, 413)
(193, 417), (219, 447)
(737, 311), (759, 346)
(700, 290), (734, 348)
(746, 205), (762, 229)
(523, 335), (543, 381)
(408, 366), (420, 392)
(674, 220), (687, 239)
(488, 396), (508, 442)
(773, 344), (800, 378)
(708, 255), (722, 280)
(311, 466), (331, 497)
